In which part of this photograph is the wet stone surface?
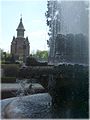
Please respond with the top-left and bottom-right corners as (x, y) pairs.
(1, 93), (52, 118)
(1, 93), (88, 119)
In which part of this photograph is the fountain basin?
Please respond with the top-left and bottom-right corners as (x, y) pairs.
(1, 92), (88, 119)
(1, 83), (46, 99)
(1, 93), (52, 119)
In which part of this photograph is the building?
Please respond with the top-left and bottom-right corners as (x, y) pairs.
(11, 17), (30, 62)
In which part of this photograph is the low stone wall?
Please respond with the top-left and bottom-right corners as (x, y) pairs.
(1, 83), (46, 99)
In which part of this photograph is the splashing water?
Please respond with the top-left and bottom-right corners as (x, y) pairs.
(48, 1), (89, 65)
(16, 79), (33, 98)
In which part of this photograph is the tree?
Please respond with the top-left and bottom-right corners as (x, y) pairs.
(0, 49), (15, 64)
(0, 49), (7, 62)
(26, 55), (38, 66)
(31, 50), (48, 61)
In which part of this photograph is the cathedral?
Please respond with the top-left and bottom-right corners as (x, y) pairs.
(11, 17), (30, 62)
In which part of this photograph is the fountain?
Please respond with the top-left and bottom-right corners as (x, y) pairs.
(46, 0), (89, 64)
(1, 0), (89, 119)
(45, 2), (89, 118)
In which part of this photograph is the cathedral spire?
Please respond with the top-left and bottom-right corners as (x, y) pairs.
(16, 16), (25, 38)
(20, 17), (22, 22)
(20, 14), (22, 22)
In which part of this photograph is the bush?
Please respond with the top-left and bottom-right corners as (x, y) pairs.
(26, 56), (38, 66)
(1, 64), (19, 77)
(1, 77), (16, 83)
(1, 64), (19, 69)
(1, 61), (11, 64)
(26, 56), (48, 66)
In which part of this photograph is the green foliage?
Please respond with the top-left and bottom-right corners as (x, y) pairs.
(1, 77), (16, 83)
(0, 49), (15, 64)
(1, 64), (19, 69)
(2, 64), (19, 77)
(26, 56), (38, 66)
(5, 54), (15, 63)
(32, 50), (48, 61)
(0, 49), (6, 62)
(25, 56), (48, 66)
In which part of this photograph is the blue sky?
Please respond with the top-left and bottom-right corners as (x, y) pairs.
(0, 0), (49, 53)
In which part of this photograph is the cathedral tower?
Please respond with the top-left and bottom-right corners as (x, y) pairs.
(16, 17), (25, 38)
(11, 17), (30, 62)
